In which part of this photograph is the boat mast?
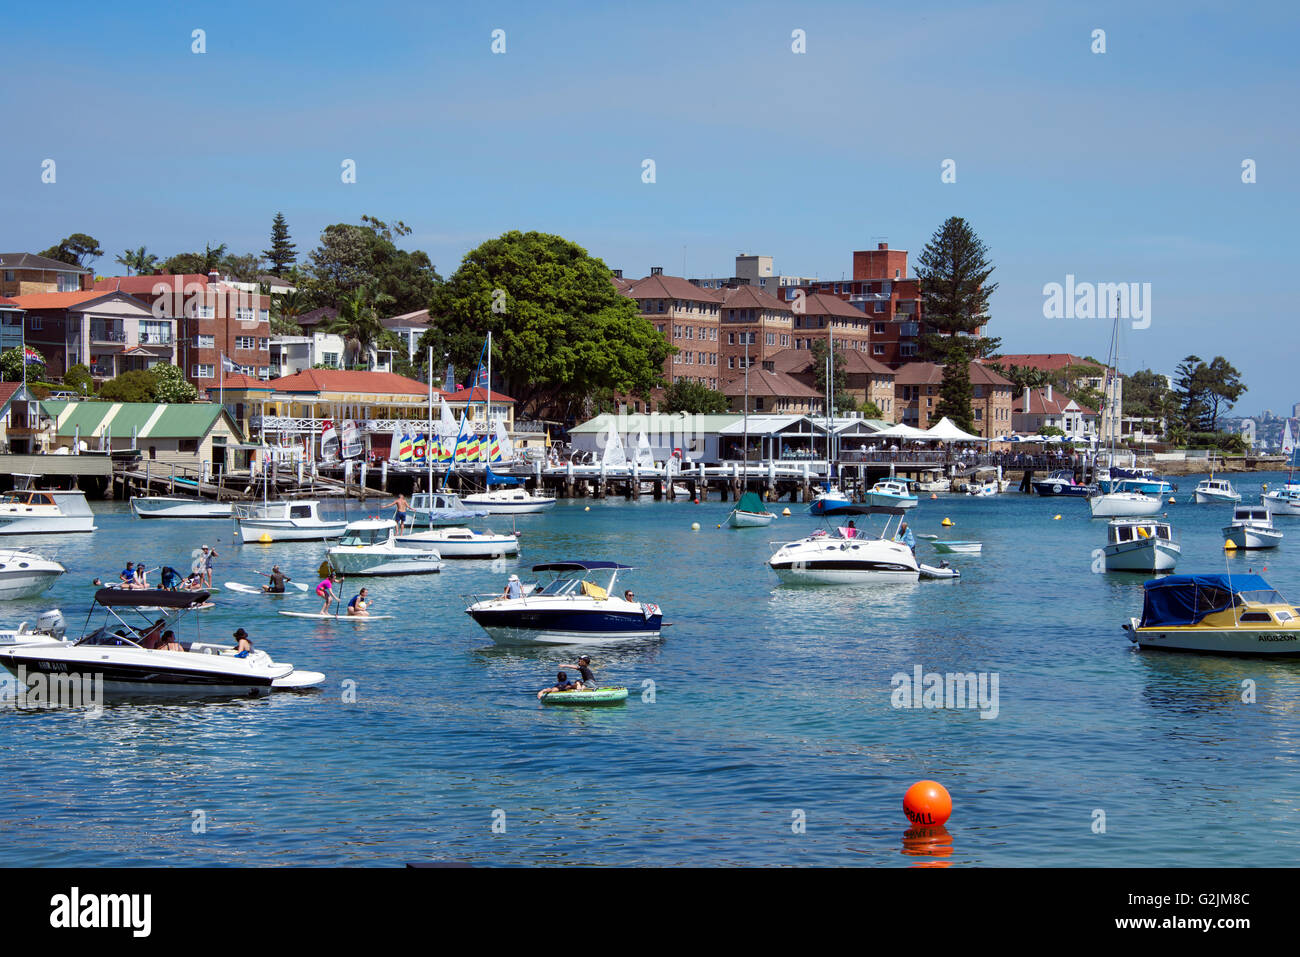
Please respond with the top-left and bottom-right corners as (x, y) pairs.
(427, 345), (434, 495)
(742, 336), (749, 489)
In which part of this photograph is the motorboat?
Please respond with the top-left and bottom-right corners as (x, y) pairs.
(327, 519), (444, 575)
(867, 480), (919, 510)
(396, 525), (520, 558)
(1262, 485), (1300, 517)
(233, 499), (347, 543)
(465, 561), (661, 645)
(931, 541), (982, 555)
(726, 491), (775, 528)
(769, 507), (919, 585)
(130, 496), (232, 519)
(913, 470), (949, 493)
(1222, 506), (1283, 550)
(1123, 573), (1300, 656)
(0, 490), (96, 534)
(1193, 477), (1240, 505)
(808, 483), (862, 516)
(0, 550), (64, 599)
(0, 588), (325, 695)
(965, 480), (998, 497)
(460, 487), (556, 514)
(1032, 469), (1093, 497)
(0, 609), (69, 648)
(1098, 467), (1175, 496)
(408, 491), (488, 526)
(1089, 481), (1163, 518)
(1103, 518), (1180, 572)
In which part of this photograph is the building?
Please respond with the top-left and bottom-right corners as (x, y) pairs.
(767, 347), (897, 420)
(688, 254), (818, 294)
(1012, 386), (1098, 439)
(622, 270), (724, 399)
(382, 309), (430, 363)
(0, 383), (42, 453)
(9, 290), (176, 381)
(567, 412), (740, 464)
(989, 353), (1107, 391)
(722, 368), (824, 415)
(0, 253), (91, 297)
(36, 400), (246, 472)
(0, 298), (24, 353)
(788, 292), (874, 355)
(718, 283), (794, 372)
(968, 363), (1016, 438)
(894, 361), (1012, 436)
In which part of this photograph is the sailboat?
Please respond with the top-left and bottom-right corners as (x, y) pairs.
(1262, 422), (1300, 516)
(727, 344), (775, 527)
(1089, 312), (1162, 519)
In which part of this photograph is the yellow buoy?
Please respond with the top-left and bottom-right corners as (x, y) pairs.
(941, 518), (953, 527)
(1053, 514), (1062, 521)
(1224, 540), (1238, 551)
(691, 522), (700, 530)
(584, 506), (590, 511)
(782, 507), (791, 516)
(259, 533), (272, 544)
(930, 493), (938, 500)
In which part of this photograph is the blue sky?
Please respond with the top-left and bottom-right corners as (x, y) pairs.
(3, 0), (1296, 413)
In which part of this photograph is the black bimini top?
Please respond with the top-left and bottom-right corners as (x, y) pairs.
(94, 587), (211, 608)
(531, 561), (633, 573)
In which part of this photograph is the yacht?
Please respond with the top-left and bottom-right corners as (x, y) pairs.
(1262, 485), (1300, 517)
(1193, 477), (1240, 505)
(1089, 481), (1163, 518)
(0, 490), (97, 534)
(130, 496), (232, 519)
(396, 525), (520, 558)
(769, 508), (919, 585)
(0, 550), (65, 600)
(1032, 469), (1093, 497)
(465, 561), (661, 645)
(1102, 519), (1180, 572)
(233, 499), (347, 543)
(408, 491), (488, 526)
(1123, 573), (1300, 656)
(1098, 467), (1176, 496)
(1222, 506), (1283, 550)
(327, 519), (444, 575)
(867, 480), (919, 509)
(461, 487), (556, 514)
(0, 589), (324, 695)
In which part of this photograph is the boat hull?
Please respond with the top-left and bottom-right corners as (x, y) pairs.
(468, 607), (662, 645)
(1195, 490), (1241, 505)
(1262, 494), (1300, 516)
(1104, 540), (1181, 572)
(0, 516), (95, 534)
(327, 552), (444, 575)
(727, 510), (775, 528)
(0, 571), (62, 600)
(867, 493), (919, 509)
(0, 647), (285, 696)
(396, 532), (519, 557)
(131, 498), (232, 519)
(1222, 525), (1283, 549)
(1127, 620), (1300, 657)
(770, 563), (918, 585)
(1089, 494), (1163, 518)
(236, 520), (349, 543)
(1033, 481), (1090, 497)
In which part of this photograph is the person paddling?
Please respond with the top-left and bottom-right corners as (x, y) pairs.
(316, 572), (342, 615)
(260, 565), (291, 594)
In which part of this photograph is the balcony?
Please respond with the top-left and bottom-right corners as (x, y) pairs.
(848, 293), (890, 303)
(138, 332), (173, 346)
(898, 322), (920, 338)
(90, 325), (126, 343)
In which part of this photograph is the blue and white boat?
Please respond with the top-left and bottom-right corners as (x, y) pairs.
(867, 479), (919, 510)
(808, 483), (862, 516)
(465, 561), (661, 645)
(1099, 467), (1176, 497)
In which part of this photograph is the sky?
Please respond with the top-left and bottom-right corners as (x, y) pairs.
(2, 0), (1296, 414)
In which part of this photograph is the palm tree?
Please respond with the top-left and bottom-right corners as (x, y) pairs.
(323, 290), (389, 369)
(114, 246), (159, 276)
(202, 242), (229, 274)
(271, 289), (307, 335)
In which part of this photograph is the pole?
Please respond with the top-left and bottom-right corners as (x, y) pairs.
(427, 345), (434, 494)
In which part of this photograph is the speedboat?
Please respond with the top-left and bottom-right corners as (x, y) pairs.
(0, 490), (96, 534)
(130, 496), (232, 519)
(867, 480), (919, 510)
(1123, 573), (1300, 656)
(0, 550), (64, 599)
(965, 480), (998, 497)
(1103, 518), (1180, 572)
(1032, 469), (1093, 497)
(465, 561), (661, 645)
(0, 588), (324, 695)
(408, 491), (488, 526)
(396, 525), (520, 558)
(327, 519), (444, 575)
(1193, 477), (1240, 505)
(1262, 485), (1300, 517)
(1098, 467), (1175, 496)
(232, 499), (347, 542)
(808, 483), (860, 516)
(726, 491), (775, 528)
(0, 609), (69, 648)
(769, 508), (919, 585)
(460, 487), (556, 514)
(1222, 506), (1283, 550)
(1089, 481), (1163, 518)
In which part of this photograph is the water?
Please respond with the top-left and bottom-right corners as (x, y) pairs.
(2, 474), (1299, 866)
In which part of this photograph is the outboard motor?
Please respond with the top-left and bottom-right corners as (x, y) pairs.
(37, 609), (66, 640)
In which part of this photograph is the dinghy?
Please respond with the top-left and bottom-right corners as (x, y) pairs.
(540, 686), (628, 705)
(726, 491), (775, 528)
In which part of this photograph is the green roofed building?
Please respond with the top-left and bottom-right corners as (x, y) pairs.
(38, 400), (246, 473)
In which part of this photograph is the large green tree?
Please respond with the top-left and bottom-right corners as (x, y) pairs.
(41, 233), (102, 268)
(664, 379), (728, 414)
(98, 370), (158, 403)
(263, 212), (297, 276)
(933, 338), (977, 432)
(304, 216), (440, 314)
(151, 363), (198, 403)
(417, 230), (672, 419)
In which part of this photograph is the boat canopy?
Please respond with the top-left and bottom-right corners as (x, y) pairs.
(531, 561), (632, 572)
(1138, 574), (1275, 628)
(734, 491), (768, 513)
(94, 587), (211, 608)
(484, 466), (521, 487)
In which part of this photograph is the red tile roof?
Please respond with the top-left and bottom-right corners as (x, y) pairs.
(800, 292), (868, 319)
(721, 369), (821, 399)
(1013, 388), (1097, 416)
(92, 274), (209, 295)
(991, 353), (1103, 373)
(9, 291), (122, 309)
(0, 297), (19, 306)
(767, 347), (894, 377)
(721, 284), (791, 311)
(624, 274), (725, 302)
(0, 383), (21, 408)
(894, 362), (944, 386)
(260, 369), (514, 403)
(967, 362), (1014, 387)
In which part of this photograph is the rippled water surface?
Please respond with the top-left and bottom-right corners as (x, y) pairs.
(3, 474), (1299, 866)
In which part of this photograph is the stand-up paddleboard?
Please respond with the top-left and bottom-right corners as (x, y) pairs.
(225, 581), (310, 595)
(540, 687), (629, 705)
(277, 611), (395, 621)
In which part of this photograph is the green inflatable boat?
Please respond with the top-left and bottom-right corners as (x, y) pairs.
(540, 687), (629, 705)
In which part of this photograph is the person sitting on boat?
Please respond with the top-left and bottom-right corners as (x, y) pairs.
(624, 589), (635, 602)
(119, 562), (137, 588)
(232, 628), (254, 657)
(133, 562), (149, 589)
(502, 574), (524, 600)
(537, 671), (577, 699)
(317, 573), (342, 615)
(159, 630), (183, 653)
(895, 521), (916, 554)
(138, 618), (167, 650)
(346, 588), (371, 617)
(261, 566), (290, 594)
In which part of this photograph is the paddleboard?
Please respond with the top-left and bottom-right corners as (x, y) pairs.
(225, 581), (310, 595)
(540, 687), (629, 705)
(277, 611), (395, 621)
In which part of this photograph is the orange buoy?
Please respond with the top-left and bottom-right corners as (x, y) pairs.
(904, 780), (952, 826)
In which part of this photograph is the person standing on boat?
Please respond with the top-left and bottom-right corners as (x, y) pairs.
(502, 574), (523, 599)
(317, 573), (342, 615)
(261, 565), (291, 593)
(895, 521), (916, 555)
(387, 493), (410, 534)
(198, 545), (218, 588)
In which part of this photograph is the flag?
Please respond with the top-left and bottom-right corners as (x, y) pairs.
(412, 435), (426, 461)
(221, 354), (237, 373)
(22, 347), (42, 365)
(471, 361), (488, 391)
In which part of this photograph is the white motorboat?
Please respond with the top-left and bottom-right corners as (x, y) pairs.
(1089, 482), (1163, 518)
(1103, 518), (1181, 572)
(0, 589), (324, 695)
(1123, 573), (1300, 656)
(932, 541), (982, 555)
(461, 486), (556, 514)
(233, 499), (347, 543)
(0, 609), (69, 648)
(327, 519), (444, 575)
(1262, 485), (1300, 517)
(0, 490), (97, 534)
(1193, 477), (1240, 505)
(396, 525), (520, 558)
(0, 550), (64, 599)
(408, 491), (488, 526)
(965, 480), (998, 497)
(726, 491), (775, 528)
(867, 480), (919, 510)
(1223, 505), (1283, 550)
(769, 508), (919, 585)
(130, 496), (232, 519)
(465, 561), (661, 645)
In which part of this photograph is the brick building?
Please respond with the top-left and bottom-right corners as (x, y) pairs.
(0, 253), (90, 297)
(894, 361), (1013, 436)
(622, 269), (724, 403)
(767, 347), (897, 420)
(718, 283), (793, 374)
(10, 290), (174, 382)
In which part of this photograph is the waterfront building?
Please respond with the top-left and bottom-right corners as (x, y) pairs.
(10, 290), (176, 382)
(766, 347), (897, 420)
(36, 399), (245, 472)
(722, 368), (824, 415)
(1012, 386), (1099, 439)
(0, 253), (91, 297)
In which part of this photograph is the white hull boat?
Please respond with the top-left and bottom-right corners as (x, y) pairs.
(1089, 491), (1163, 518)
(769, 510), (919, 585)
(408, 491), (488, 526)
(0, 550), (64, 599)
(327, 519), (444, 575)
(726, 491), (775, 527)
(1262, 486), (1300, 516)
(1222, 506), (1283, 550)
(131, 496), (232, 519)
(932, 541), (982, 554)
(1103, 519), (1180, 572)
(866, 480), (919, 510)
(233, 500), (347, 543)
(965, 482), (998, 497)
(1193, 478), (1240, 505)
(397, 526), (519, 558)
(0, 490), (97, 534)
(461, 487), (556, 514)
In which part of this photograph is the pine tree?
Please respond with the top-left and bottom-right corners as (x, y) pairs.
(263, 212), (297, 276)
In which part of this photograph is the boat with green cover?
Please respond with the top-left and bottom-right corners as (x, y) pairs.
(726, 491), (775, 528)
(540, 686), (629, 705)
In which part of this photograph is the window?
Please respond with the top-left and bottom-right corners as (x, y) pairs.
(321, 352), (339, 367)
(235, 308), (255, 322)
(29, 316), (42, 330)
(236, 336), (256, 350)
(2, 270), (12, 281)
(258, 366), (270, 378)
(258, 338), (269, 350)
(179, 439), (198, 453)
(874, 302), (884, 313)
(192, 364), (215, 378)
(195, 335), (214, 348)
(259, 309), (269, 321)
(57, 273), (80, 292)
(685, 326), (693, 339)
(873, 323), (885, 335)
(873, 344), (885, 355)
(766, 333), (775, 346)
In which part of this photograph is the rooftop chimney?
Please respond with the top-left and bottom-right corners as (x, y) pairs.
(207, 270), (220, 283)
(878, 243), (888, 250)
(650, 266), (663, 277)
(1046, 383), (1053, 402)
(612, 269), (623, 279)
(1023, 386), (1031, 410)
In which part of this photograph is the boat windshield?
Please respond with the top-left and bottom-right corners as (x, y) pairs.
(537, 577), (584, 597)
(74, 627), (139, 648)
(1237, 589), (1287, 606)
(340, 527), (391, 547)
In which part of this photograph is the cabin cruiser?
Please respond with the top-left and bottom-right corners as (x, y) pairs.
(1193, 477), (1240, 505)
(327, 519), (444, 575)
(130, 496), (232, 519)
(727, 491), (775, 527)
(465, 561), (661, 645)
(0, 490), (96, 534)
(0, 550), (65, 600)
(1262, 485), (1300, 517)
(808, 483), (862, 516)
(0, 589), (324, 695)
(460, 487), (556, 514)
(867, 480), (919, 510)
(1089, 481), (1163, 518)
(1123, 573), (1300, 656)
(396, 525), (520, 558)
(1032, 469), (1094, 497)
(1222, 506), (1283, 550)
(1103, 519), (1180, 572)
(769, 508), (919, 585)
(1098, 467), (1176, 496)
(232, 499), (347, 543)
(408, 491), (488, 526)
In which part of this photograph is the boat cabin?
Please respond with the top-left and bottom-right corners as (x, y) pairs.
(1108, 520), (1173, 545)
(1231, 506), (1271, 525)
(338, 521), (397, 547)
(1137, 573), (1293, 629)
(529, 561), (632, 600)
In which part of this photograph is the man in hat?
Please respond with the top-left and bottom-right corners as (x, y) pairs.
(565, 655), (598, 690)
(232, 629), (253, 656)
(502, 574), (523, 599)
(261, 565), (291, 593)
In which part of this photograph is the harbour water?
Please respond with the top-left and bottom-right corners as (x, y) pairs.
(2, 473), (1299, 866)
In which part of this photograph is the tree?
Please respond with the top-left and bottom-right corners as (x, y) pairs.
(219, 252), (265, 281)
(161, 251), (206, 275)
(304, 217), (441, 314)
(114, 246), (159, 276)
(1201, 356), (1246, 427)
(271, 289), (307, 335)
(933, 338), (976, 432)
(263, 212), (297, 276)
(64, 364), (94, 395)
(663, 379), (728, 414)
(0, 347), (43, 382)
(417, 230), (671, 419)
(808, 339), (856, 413)
(1172, 355), (1214, 435)
(859, 399), (883, 418)
(150, 363), (198, 403)
(40, 233), (102, 268)
(98, 370), (157, 403)
(323, 290), (390, 368)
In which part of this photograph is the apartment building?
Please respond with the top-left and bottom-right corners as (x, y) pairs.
(767, 347), (897, 420)
(894, 361), (1013, 436)
(718, 283), (794, 373)
(0, 253), (91, 297)
(10, 290), (176, 381)
(623, 269), (724, 392)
